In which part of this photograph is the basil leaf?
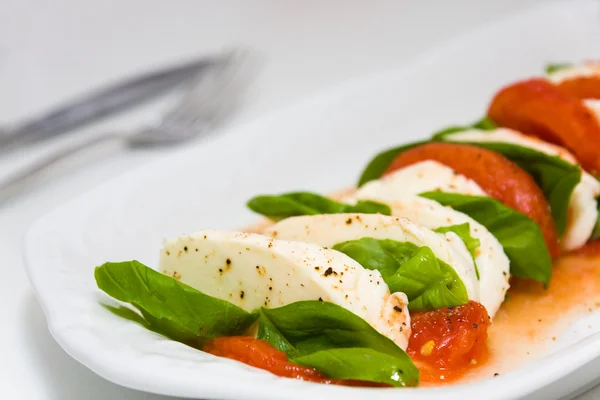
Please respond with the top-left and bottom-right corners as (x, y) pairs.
(332, 238), (468, 311)
(431, 117), (497, 141)
(388, 246), (468, 311)
(440, 140), (581, 235)
(294, 348), (419, 387)
(247, 192), (391, 221)
(357, 141), (427, 187)
(472, 116), (498, 131)
(257, 301), (419, 387)
(435, 223), (480, 259)
(421, 192), (552, 286)
(435, 223), (481, 279)
(333, 238), (419, 278)
(95, 261), (256, 342)
(545, 63), (572, 75)
(256, 309), (297, 355)
(258, 301), (405, 357)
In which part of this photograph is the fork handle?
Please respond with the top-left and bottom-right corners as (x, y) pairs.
(0, 134), (120, 200)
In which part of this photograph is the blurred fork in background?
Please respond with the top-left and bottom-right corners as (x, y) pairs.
(0, 49), (257, 199)
(0, 50), (235, 151)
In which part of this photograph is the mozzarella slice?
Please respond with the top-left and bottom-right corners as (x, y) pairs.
(355, 160), (487, 203)
(547, 64), (600, 84)
(159, 230), (411, 350)
(359, 196), (508, 318)
(447, 127), (578, 162)
(446, 128), (600, 251)
(264, 213), (480, 303)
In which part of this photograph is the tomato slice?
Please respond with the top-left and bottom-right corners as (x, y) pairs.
(488, 78), (600, 176)
(556, 76), (600, 100)
(407, 301), (490, 384)
(203, 336), (388, 387)
(385, 142), (560, 258)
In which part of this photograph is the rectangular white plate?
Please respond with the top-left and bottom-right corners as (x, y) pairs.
(24, 1), (600, 399)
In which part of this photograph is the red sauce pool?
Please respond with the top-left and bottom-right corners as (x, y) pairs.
(456, 241), (600, 385)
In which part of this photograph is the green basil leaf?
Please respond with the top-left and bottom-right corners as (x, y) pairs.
(383, 246), (467, 311)
(420, 192), (552, 286)
(435, 223), (480, 259)
(95, 261), (256, 342)
(294, 348), (419, 387)
(247, 192), (391, 221)
(258, 301), (406, 357)
(472, 116), (498, 131)
(332, 238), (419, 279)
(439, 140), (581, 235)
(545, 63), (572, 75)
(431, 117), (497, 140)
(332, 238), (468, 311)
(434, 223), (481, 279)
(357, 141), (427, 187)
(257, 301), (419, 387)
(256, 309), (297, 356)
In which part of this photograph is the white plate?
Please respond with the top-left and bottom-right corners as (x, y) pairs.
(23, 1), (600, 399)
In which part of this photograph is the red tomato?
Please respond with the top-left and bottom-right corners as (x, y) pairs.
(488, 78), (600, 176)
(407, 301), (490, 383)
(385, 142), (560, 258)
(203, 336), (388, 387)
(557, 76), (600, 100)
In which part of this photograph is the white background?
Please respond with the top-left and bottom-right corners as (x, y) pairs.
(1, 0), (598, 399)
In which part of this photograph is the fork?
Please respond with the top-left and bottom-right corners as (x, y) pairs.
(0, 50), (254, 198)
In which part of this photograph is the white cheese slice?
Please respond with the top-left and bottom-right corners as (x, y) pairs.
(547, 64), (600, 84)
(446, 127), (577, 162)
(159, 230), (411, 350)
(264, 213), (480, 304)
(355, 160), (487, 202)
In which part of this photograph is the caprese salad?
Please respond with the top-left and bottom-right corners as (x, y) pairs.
(95, 61), (600, 388)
